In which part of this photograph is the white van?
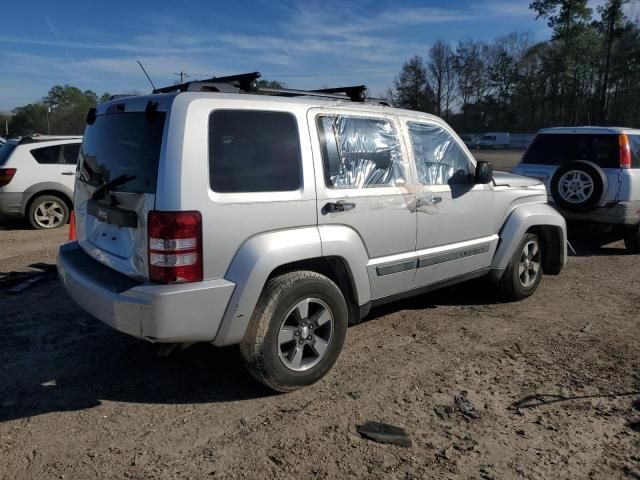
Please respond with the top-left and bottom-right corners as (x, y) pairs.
(479, 132), (510, 149)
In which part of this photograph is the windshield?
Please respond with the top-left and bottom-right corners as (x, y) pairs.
(78, 112), (166, 194)
(0, 143), (17, 165)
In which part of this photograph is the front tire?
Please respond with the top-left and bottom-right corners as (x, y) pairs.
(498, 233), (544, 301)
(240, 271), (348, 392)
(624, 223), (640, 253)
(27, 194), (70, 230)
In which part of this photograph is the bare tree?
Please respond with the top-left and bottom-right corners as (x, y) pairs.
(427, 41), (456, 118)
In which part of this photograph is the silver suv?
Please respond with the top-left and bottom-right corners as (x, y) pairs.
(513, 127), (640, 252)
(58, 74), (567, 391)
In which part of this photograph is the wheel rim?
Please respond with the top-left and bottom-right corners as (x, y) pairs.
(277, 297), (334, 372)
(34, 200), (65, 228)
(518, 240), (541, 288)
(558, 170), (594, 204)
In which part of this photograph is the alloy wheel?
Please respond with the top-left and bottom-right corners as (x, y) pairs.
(277, 297), (334, 372)
(33, 200), (65, 229)
(558, 170), (594, 204)
(518, 240), (541, 288)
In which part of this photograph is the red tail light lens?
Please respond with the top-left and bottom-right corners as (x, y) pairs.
(148, 211), (202, 283)
(0, 168), (17, 187)
(620, 134), (632, 169)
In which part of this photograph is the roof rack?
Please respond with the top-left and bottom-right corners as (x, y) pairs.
(151, 71), (385, 104)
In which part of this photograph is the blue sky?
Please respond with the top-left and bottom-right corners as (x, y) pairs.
(0, 0), (627, 111)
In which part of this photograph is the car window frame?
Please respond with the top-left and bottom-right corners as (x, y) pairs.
(30, 144), (63, 165)
(207, 108), (304, 195)
(60, 142), (82, 165)
(402, 118), (476, 189)
(311, 110), (412, 196)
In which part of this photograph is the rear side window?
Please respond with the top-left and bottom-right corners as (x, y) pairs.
(78, 112), (166, 194)
(209, 110), (302, 193)
(61, 143), (81, 165)
(523, 134), (619, 168)
(0, 144), (16, 165)
(630, 135), (640, 168)
(317, 115), (405, 189)
(31, 145), (62, 164)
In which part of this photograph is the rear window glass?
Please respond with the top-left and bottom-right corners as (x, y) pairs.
(523, 134), (619, 168)
(630, 135), (640, 168)
(208, 110), (302, 193)
(31, 145), (61, 164)
(78, 112), (166, 194)
(0, 144), (16, 165)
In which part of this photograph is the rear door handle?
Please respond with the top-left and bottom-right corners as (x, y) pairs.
(322, 201), (356, 214)
(61, 171), (75, 175)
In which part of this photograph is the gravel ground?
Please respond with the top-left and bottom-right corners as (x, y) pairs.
(1, 151), (639, 479)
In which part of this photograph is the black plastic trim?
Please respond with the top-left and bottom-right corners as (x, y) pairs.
(418, 243), (491, 268)
(376, 259), (417, 276)
(87, 200), (138, 228)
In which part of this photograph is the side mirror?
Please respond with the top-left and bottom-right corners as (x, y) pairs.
(475, 161), (493, 184)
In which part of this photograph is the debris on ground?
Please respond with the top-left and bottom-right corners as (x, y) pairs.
(580, 323), (593, 333)
(455, 392), (480, 419)
(356, 421), (412, 447)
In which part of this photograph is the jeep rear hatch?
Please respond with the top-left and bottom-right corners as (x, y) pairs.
(75, 105), (166, 280)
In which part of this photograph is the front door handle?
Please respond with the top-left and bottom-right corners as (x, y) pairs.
(322, 201), (356, 214)
(61, 171), (75, 175)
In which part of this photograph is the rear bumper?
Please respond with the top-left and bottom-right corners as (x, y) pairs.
(57, 242), (236, 343)
(554, 201), (640, 226)
(0, 192), (24, 217)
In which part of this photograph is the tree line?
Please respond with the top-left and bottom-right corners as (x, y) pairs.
(389, 0), (640, 132)
(5, 86), (112, 136)
(3, 0), (639, 137)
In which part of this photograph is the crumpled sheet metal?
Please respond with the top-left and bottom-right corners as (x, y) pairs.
(408, 122), (470, 186)
(321, 116), (406, 189)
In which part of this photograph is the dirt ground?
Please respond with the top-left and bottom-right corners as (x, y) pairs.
(1, 151), (639, 480)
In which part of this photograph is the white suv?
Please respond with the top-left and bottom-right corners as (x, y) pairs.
(0, 135), (82, 228)
(513, 127), (640, 252)
(57, 73), (567, 391)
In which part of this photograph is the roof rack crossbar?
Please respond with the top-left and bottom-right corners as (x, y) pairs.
(150, 71), (386, 104)
(258, 86), (369, 102)
(153, 72), (262, 94)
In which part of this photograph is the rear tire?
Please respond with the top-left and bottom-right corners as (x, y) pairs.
(498, 233), (544, 301)
(240, 271), (348, 392)
(624, 223), (640, 253)
(27, 194), (70, 230)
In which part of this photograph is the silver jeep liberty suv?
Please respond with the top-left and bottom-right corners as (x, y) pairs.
(58, 73), (567, 392)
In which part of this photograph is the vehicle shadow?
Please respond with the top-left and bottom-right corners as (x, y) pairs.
(0, 219), (30, 231)
(0, 296), (275, 423)
(365, 277), (499, 322)
(567, 237), (630, 257)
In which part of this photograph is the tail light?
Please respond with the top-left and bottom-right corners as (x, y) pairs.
(620, 134), (632, 169)
(0, 168), (17, 187)
(148, 211), (202, 283)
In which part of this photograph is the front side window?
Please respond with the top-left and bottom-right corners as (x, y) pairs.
(408, 123), (472, 186)
(317, 115), (405, 189)
(31, 145), (61, 164)
(209, 110), (302, 193)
